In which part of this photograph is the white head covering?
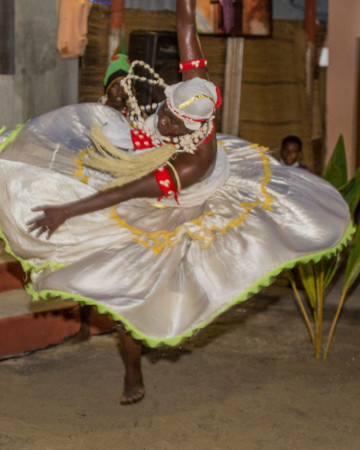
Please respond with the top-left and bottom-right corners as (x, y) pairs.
(164, 77), (221, 130)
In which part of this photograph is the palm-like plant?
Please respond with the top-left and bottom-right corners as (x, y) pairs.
(287, 135), (360, 359)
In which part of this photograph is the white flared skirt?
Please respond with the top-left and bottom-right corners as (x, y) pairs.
(0, 104), (352, 346)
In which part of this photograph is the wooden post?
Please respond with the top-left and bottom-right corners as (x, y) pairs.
(221, 37), (244, 136)
(108, 0), (124, 60)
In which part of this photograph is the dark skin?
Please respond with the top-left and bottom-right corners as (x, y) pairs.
(281, 141), (301, 166)
(157, 102), (191, 137)
(105, 78), (128, 113)
(280, 140), (311, 172)
(27, 0), (215, 405)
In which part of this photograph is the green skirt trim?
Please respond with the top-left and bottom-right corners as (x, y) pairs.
(0, 124), (25, 154)
(0, 227), (66, 273)
(0, 221), (356, 348)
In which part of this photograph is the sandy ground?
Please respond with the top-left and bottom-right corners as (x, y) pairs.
(0, 283), (359, 450)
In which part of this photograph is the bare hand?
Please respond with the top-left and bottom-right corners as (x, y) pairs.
(27, 205), (68, 239)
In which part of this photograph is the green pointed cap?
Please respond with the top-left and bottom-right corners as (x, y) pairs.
(104, 53), (131, 94)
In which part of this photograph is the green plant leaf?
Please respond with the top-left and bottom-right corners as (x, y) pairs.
(339, 166), (360, 217)
(344, 224), (360, 291)
(285, 269), (295, 284)
(298, 262), (317, 308)
(323, 135), (347, 188)
(323, 253), (343, 290)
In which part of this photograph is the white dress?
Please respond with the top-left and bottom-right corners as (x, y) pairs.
(0, 103), (353, 346)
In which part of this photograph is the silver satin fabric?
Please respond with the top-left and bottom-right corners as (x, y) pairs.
(0, 104), (351, 345)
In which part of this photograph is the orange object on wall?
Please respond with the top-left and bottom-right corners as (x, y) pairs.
(305, 0), (316, 42)
(110, 0), (123, 29)
(57, 0), (91, 59)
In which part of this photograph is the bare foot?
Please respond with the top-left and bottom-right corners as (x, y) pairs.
(116, 322), (145, 405)
(120, 374), (145, 405)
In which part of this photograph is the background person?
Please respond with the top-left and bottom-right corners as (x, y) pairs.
(99, 52), (131, 115)
(280, 135), (311, 171)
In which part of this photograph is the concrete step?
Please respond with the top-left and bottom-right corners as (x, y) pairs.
(0, 288), (114, 359)
(0, 262), (114, 359)
(0, 261), (26, 291)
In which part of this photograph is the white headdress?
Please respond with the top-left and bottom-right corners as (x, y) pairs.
(165, 77), (221, 130)
(121, 62), (222, 152)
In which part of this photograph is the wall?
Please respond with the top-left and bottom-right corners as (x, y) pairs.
(273, 0), (327, 22)
(122, 0), (328, 21)
(0, 0), (78, 129)
(123, 0), (175, 10)
(326, 0), (360, 176)
(239, 21), (310, 157)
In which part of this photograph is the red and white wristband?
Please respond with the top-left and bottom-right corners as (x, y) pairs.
(179, 58), (207, 73)
(154, 164), (179, 203)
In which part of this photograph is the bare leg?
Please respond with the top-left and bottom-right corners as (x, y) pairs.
(116, 322), (145, 405)
(66, 304), (92, 344)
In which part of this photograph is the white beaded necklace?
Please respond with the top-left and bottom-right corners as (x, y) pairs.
(121, 60), (214, 154)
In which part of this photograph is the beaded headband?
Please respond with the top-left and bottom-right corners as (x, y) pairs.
(121, 60), (215, 153)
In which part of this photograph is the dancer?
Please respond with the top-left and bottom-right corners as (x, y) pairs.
(0, 0), (352, 406)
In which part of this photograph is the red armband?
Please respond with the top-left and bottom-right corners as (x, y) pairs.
(130, 129), (154, 150)
(179, 58), (207, 73)
(154, 165), (178, 203)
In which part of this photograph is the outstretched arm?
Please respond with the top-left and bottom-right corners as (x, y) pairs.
(27, 136), (216, 239)
(177, 0), (210, 81)
(28, 0), (216, 239)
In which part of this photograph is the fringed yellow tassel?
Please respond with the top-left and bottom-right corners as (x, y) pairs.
(84, 122), (177, 190)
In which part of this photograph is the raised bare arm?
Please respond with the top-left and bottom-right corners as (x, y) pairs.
(177, 0), (210, 81)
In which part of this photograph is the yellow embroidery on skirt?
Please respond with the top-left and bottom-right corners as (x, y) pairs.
(74, 148), (93, 184)
(256, 145), (274, 211)
(109, 145), (275, 254)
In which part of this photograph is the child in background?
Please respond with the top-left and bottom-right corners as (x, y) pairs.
(280, 135), (311, 171)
